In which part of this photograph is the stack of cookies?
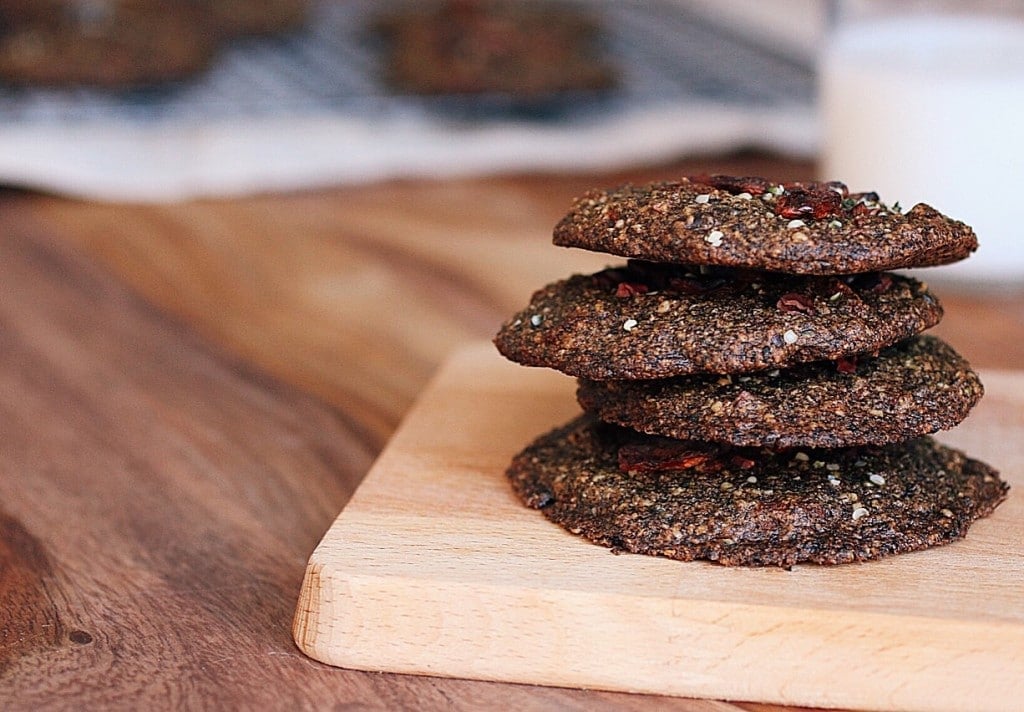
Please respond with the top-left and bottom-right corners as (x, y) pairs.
(494, 175), (1008, 567)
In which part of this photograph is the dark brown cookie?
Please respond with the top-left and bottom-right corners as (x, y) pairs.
(211, 0), (307, 38)
(494, 261), (942, 379)
(507, 415), (1008, 567)
(577, 335), (983, 449)
(552, 177), (977, 274)
(0, 0), (63, 27)
(376, 1), (616, 98)
(0, 1), (216, 88)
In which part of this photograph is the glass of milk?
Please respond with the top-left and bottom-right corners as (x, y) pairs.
(820, 3), (1024, 283)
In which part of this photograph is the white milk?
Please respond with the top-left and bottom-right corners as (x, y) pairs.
(821, 15), (1024, 282)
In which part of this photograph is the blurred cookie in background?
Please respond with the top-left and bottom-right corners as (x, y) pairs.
(0, 0), (64, 28)
(375, 0), (617, 99)
(0, 0), (217, 87)
(0, 0), (308, 88)
(211, 0), (308, 39)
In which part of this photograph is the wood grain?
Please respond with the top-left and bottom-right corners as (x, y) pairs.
(0, 196), (369, 707)
(3, 153), (1021, 710)
(295, 343), (1023, 712)
(0, 196), (751, 711)
(29, 158), (818, 448)
(0, 167), (826, 711)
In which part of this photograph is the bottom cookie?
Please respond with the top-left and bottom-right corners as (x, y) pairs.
(506, 415), (1008, 567)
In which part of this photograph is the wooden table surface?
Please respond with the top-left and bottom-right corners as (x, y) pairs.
(2, 155), (1022, 710)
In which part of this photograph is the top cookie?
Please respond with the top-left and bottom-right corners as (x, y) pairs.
(553, 176), (977, 275)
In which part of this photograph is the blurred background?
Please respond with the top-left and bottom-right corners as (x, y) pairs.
(0, 0), (1022, 285)
(0, 0), (822, 198)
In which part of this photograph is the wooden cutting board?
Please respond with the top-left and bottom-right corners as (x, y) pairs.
(293, 343), (1024, 712)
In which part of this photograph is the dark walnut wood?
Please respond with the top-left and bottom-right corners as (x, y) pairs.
(1, 195), (786, 710)
(1, 154), (1019, 710)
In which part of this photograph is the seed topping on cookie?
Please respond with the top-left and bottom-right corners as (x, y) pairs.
(553, 177), (977, 274)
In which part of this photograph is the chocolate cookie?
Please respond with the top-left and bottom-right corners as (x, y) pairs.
(376, 1), (616, 98)
(0, 0), (63, 27)
(211, 0), (307, 38)
(0, 1), (216, 87)
(507, 415), (1008, 567)
(577, 335), (983, 449)
(553, 177), (977, 274)
(494, 261), (942, 380)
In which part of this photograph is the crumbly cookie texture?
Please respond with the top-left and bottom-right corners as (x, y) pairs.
(507, 415), (1008, 567)
(494, 261), (942, 379)
(498, 176), (1004, 567)
(577, 335), (983, 449)
(553, 176), (977, 274)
